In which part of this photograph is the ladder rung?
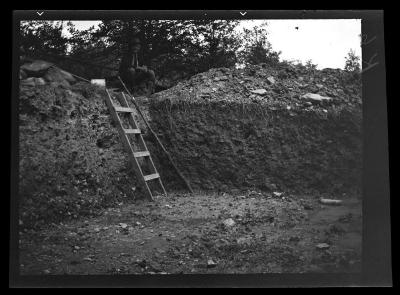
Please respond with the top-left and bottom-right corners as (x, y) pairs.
(143, 173), (160, 181)
(115, 106), (134, 113)
(133, 151), (150, 158)
(124, 128), (141, 134)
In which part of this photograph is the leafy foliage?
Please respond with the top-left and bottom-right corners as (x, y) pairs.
(20, 21), (69, 56)
(305, 59), (318, 71)
(238, 22), (281, 67)
(344, 49), (361, 73)
(19, 20), (243, 83)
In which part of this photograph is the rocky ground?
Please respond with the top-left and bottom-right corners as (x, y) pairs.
(19, 190), (361, 275)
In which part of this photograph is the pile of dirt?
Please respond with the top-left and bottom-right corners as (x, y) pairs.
(153, 63), (361, 110)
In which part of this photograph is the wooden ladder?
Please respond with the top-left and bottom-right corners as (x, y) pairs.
(104, 88), (167, 200)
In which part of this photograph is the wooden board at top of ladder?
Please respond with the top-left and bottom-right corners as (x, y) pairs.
(104, 88), (167, 201)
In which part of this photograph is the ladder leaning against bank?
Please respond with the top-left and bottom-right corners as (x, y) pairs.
(104, 86), (167, 201)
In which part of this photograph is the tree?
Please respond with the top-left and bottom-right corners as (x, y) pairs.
(19, 19), (243, 86)
(238, 22), (281, 66)
(305, 59), (318, 71)
(344, 49), (361, 72)
(20, 21), (69, 56)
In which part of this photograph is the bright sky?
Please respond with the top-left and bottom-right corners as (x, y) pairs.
(67, 19), (361, 70)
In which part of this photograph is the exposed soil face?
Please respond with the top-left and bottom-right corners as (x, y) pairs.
(148, 100), (362, 194)
(19, 191), (361, 274)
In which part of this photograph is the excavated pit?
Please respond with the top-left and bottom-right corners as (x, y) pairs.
(18, 64), (363, 228)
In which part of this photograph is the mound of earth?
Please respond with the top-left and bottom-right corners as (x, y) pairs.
(153, 63), (361, 109)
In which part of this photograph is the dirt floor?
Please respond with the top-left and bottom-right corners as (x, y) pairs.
(19, 190), (362, 274)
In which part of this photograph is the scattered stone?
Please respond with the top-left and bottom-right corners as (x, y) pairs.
(222, 218), (236, 227)
(267, 76), (276, 84)
(250, 89), (268, 95)
(316, 243), (330, 250)
(20, 77), (46, 87)
(214, 75), (228, 81)
(207, 259), (217, 268)
(301, 93), (332, 103)
(119, 223), (128, 229)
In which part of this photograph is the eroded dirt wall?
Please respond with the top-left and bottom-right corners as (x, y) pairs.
(147, 100), (362, 195)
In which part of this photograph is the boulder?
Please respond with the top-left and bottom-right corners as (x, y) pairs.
(21, 60), (53, 77)
(43, 67), (72, 86)
(316, 243), (330, 250)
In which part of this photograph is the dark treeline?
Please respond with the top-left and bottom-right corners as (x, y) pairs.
(19, 20), (282, 81)
(19, 20), (360, 84)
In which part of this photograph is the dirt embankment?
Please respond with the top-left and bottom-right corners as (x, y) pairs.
(147, 63), (362, 195)
(18, 83), (138, 228)
(147, 100), (362, 195)
(18, 62), (362, 229)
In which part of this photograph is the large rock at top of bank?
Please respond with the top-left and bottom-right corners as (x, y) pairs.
(20, 59), (77, 88)
(21, 60), (54, 77)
